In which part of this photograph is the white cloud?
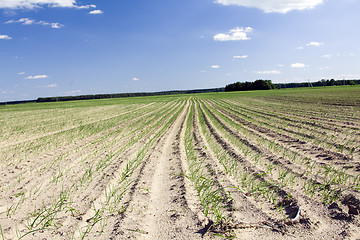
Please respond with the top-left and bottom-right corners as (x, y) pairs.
(25, 74), (49, 79)
(319, 67), (330, 70)
(278, 64), (284, 67)
(6, 18), (34, 25)
(132, 77), (139, 81)
(349, 53), (355, 56)
(6, 18), (64, 28)
(50, 22), (63, 28)
(291, 63), (307, 68)
(211, 65), (220, 69)
(0, 0), (96, 9)
(89, 9), (103, 14)
(255, 70), (281, 74)
(214, 0), (323, 13)
(38, 20), (64, 28)
(18, 72), (25, 75)
(322, 54), (331, 58)
(214, 27), (253, 41)
(233, 55), (248, 59)
(75, 4), (96, 9)
(306, 41), (324, 47)
(0, 34), (12, 40)
(295, 46), (304, 50)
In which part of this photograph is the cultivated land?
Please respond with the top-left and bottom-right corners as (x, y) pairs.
(1, 86), (360, 239)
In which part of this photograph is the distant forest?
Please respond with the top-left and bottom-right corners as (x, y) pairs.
(225, 79), (360, 92)
(274, 79), (360, 89)
(225, 79), (275, 92)
(35, 88), (224, 103)
(0, 88), (224, 105)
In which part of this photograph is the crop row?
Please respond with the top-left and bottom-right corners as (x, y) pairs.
(0, 99), (186, 239)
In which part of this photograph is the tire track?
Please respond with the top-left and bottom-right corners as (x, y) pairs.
(141, 100), (203, 240)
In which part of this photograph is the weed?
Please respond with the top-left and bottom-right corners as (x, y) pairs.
(0, 224), (4, 240)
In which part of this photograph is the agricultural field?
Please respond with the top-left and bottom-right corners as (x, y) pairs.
(1, 86), (360, 239)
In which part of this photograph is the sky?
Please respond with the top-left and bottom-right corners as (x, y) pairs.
(0, 0), (360, 102)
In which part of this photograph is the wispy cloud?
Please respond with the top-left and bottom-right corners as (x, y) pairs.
(6, 18), (64, 29)
(214, 27), (253, 41)
(233, 55), (248, 59)
(45, 22), (63, 29)
(0, 34), (12, 40)
(46, 83), (57, 88)
(322, 54), (332, 58)
(6, 18), (33, 25)
(132, 77), (139, 81)
(295, 46), (304, 50)
(25, 74), (49, 79)
(37, 83), (58, 88)
(291, 63), (307, 68)
(89, 9), (103, 14)
(214, 0), (323, 13)
(18, 72), (25, 75)
(306, 41), (324, 47)
(74, 4), (96, 9)
(211, 65), (220, 69)
(255, 70), (281, 74)
(0, 1), (96, 10)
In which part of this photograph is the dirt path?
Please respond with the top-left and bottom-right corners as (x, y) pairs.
(101, 100), (207, 240)
(142, 102), (202, 240)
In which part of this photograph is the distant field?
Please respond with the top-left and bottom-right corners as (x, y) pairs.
(1, 86), (360, 239)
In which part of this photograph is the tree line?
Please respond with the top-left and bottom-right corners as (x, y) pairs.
(225, 79), (360, 92)
(225, 79), (275, 92)
(0, 88), (224, 105)
(274, 79), (359, 89)
(35, 88), (224, 103)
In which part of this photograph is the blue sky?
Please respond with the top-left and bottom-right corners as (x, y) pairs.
(0, 0), (359, 101)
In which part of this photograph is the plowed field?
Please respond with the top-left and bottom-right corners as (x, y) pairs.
(1, 87), (360, 239)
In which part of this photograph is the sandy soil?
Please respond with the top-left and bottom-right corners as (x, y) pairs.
(1, 96), (360, 239)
